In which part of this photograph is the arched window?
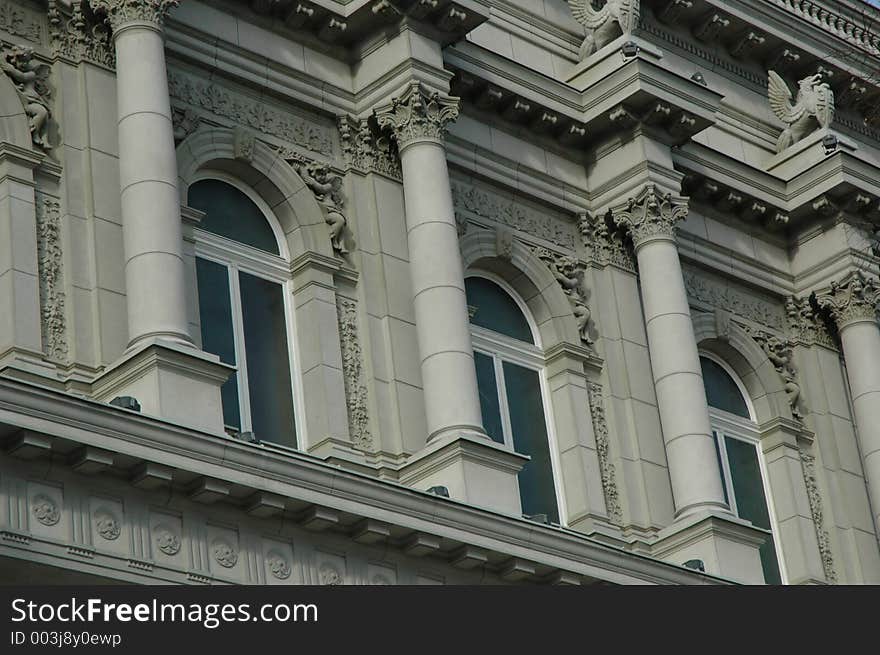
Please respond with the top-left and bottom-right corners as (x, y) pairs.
(701, 354), (783, 584)
(466, 274), (561, 524)
(189, 177), (298, 448)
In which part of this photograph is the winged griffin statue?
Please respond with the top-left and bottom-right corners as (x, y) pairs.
(567, 0), (639, 60)
(767, 70), (834, 153)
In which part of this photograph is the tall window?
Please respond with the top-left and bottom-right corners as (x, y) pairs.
(701, 354), (783, 584)
(188, 178), (298, 448)
(466, 275), (561, 524)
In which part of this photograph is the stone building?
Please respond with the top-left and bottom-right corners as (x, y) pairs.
(0, 0), (878, 586)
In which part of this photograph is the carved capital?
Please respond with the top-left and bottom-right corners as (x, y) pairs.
(610, 184), (688, 246)
(375, 82), (460, 150)
(90, 0), (180, 31)
(813, 271), (880, 329)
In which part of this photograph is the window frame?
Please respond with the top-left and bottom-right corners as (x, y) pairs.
(190, 174), (305, 449)
(466, 271), (568, 526)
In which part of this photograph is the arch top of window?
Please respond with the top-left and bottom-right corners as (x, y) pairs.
(700, 354), (754, 421)
(465, 275), (536, 345)
(187, 178), (281, 256)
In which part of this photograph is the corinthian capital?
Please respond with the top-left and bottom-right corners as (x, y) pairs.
(90, 0), (180, 31)
(610, 184), (688, 246)
(375, 82), (460, 150)
(813, 270), (880, 328)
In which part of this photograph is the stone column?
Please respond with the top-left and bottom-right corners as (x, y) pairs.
(375, 83), (486, 443)
(814, 271), (880, 531)
(92, 0), (192, 349)
(611, 184), (729, 519)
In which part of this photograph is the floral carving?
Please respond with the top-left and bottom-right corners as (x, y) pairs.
(167, 70), (333, 155)
(89, 0), (180, 30)
(336, 298), (374, 451)
(32, 494), (60, 526)
(36, 196), (68, 363)
(338, 115), (401, 180)
(611, 184), (689, 246)
(588, 383), (623, 526)
(94, 508), (121, 541)
(1, 45), (51, 150)
(578, 211), (635, 272)
(266, 550), (291, 580)
(799, 448), (837, 583)
(567, 0), (639, 59)
(375, 82), (460, 148)
(154, 524), (180, 555)
(319, 563), (342, 585)
(682, 267), (786, 332)
(813, 270), (880, 329)
(212, 538), (238, 568)
(535, 247), (594, 345)
(785, 295), (836, 349)
(49, 1), (115, 68)
(0, 3), (43, 43)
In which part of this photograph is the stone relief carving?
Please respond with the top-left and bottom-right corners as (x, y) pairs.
(32, 494), (60, 526)
(212, 538), (238, 568)
(0, 2), (43, 44)
(36, 195), (68, 363)
(587, 382), (623, 526)
(375, 81), (460, 148)
(289, 156), (349, 256)
(336, 297), (374, 452)
(90, 0), (180, 29)
(799, 448), (837, 583)
(319, 563), (342, 585)
(611, 184), (689, 245)
(266, 550), (291, 580)
(1, 45), (51, 150)
(577, 211), (635, 272)
(338, 115), (401, 180)
(154, 524), (181, 555)
(233, 126), (255, 163)
(450, 180), (578, 251)
(94, 508), (121, 541)
(48, 0), (115, 68)
(535, 247), (594, 345)
(567, 0), (639, 59)
(768, 70), (834, 153)
(171, 106), (200, 144)
(785, 295), (836, 349)
(746, 328), (804, 420)
(167, 70), (333, 155)
(682, 267), (787, 332)
(813, 270), (880, 328)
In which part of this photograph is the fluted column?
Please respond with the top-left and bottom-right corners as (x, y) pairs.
(92, 0), (192, 348)
(814, 271), (880, 530)
(611, 185), (729, 518)
(376, 83), (486, 443)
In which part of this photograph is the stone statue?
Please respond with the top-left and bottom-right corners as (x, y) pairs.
(537, 248), (593, 344)
(767, 70), (834, 153)
(1, 46), (50, 150)
(761, 333), (803, 420)
(567, 0), (639, 60)
(298, 161), (348, 255)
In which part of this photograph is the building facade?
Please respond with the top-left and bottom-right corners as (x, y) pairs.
(0, 0), (879, 585)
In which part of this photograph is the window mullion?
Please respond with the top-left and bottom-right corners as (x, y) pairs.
(494, 355), (515, 450)
(229, 265), (253, 433)
(716, 431), (738, 516)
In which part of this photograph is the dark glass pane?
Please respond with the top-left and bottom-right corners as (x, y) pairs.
(239, 271), (297, 447)
(474, 351), (505, 444)
(466, 277), (534, 344)
(701, 357), (750, 418)
(725, 436), (782, 585)
(195, 257), (241, 431)
(502, 361), (559, 523)
(188, 179), (280, 255)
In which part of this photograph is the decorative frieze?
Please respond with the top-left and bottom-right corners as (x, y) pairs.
(610, 184), (689, 246)
(375, 82), (460, 148)
(0, 2), (44, 44)
(799, 448), (837, 583)
(682, 266), (787, 332)
(534, 247), (594, 345)
(167, 70), (334, 155)
(1, 45), (51, 151)
(36, 195), (68, 363)
(768, 71), (834, 153)
(48, 0), (115, 69)
(577, 211), (635, 272)
(587, 382), (623, 526)
(813, 270), (880, 329)
(89, 0), (180, 30)
(450, 180), (578, 251)
(336, 297), (374, 452)
(338, 115), (401, 180)
(567, 0), (639, 59)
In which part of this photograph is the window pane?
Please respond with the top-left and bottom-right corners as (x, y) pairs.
(502, 362), (559, 523)
(466, 277), (535, 344)
(188, 179), (280, 255)
(474, 351), (505, 444)
(701, 357), (750, 418)
(239, 272), (297, 447)
(712, 431), (730, 507)
(195, 257), (241, 431)
(725, 436), (782, 584)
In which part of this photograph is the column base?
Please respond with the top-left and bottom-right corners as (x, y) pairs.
(651, 510), (769, 584)
(399, 432), (529, 517)
(92, 338), (233, 435)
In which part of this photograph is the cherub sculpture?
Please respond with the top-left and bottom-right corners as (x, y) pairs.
(1, 46), (50, 150)
(768, 70), (834, 153)
(298, 162), (348, 255)
(567, 0), (639, 60)
(538, 249), (593, 344)
(764, 334), (803, 420)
